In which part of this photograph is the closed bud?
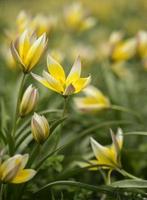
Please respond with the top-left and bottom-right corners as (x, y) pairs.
(31, 113), (50, 144)
(19, 85), (38, 117)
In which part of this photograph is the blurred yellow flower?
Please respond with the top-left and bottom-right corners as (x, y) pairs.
(31, 113), (50, 144)
(16, 10), (30, 34)
(19, 85), (39, 117)
(1, 46), (17, 69)
(16, 11), (56, 36)
(31, 14), (57, 36)
(32, 56), (91, 96)
(109, 31), (124, 46)
(49, 49), (65, 63)
(90, 128), (123, 169)
(64, 3), (96, 32)
(0, 154), (36, 184)
(137, 30), (147, 59)
(74, 85), (110, 113)
(112, 38), (137, 61)
(10, 30), (47, 73)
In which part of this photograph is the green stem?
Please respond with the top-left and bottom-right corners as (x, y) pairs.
(62, 96), (68, 117)
(9, 73), (27, 155)
(107, 169), (112, 185)
(0, 184), (4, 200)
(53, 97), (68, 151)
(116, 168), (142, 180)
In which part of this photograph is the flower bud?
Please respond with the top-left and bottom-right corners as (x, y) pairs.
(19, 85), (38, 117)
(31, 113), (50, 144)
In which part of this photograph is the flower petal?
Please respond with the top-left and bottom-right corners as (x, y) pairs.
(31, 72), (58, 92)
(0, 155), (22, 181)
(18, 30), (30, 60)
(63, 84), (75, 96)
(47, 55), (65, 83)
(10, 41), (24, 67)
(43, 71), (64, 93)
(11, 169), (36, 184)
(66, 56), (81, 85)
(90, 137), (115, 167)
(73, 76), (91, 93)
(24, 33), (47, 70)
(116, 128), (123, 149)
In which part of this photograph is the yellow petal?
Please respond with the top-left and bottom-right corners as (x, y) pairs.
(0, 155), (22, 181)
(73, 76), (91, 93)
(11, 169), (36, 184)
(66, 56), (81, 85)
(47, 55), (65, 83)
(19, 154), (29, 170)
(18, 30), (30, 60)
(31, 72), (58, 92)
(24, 33), (46, 70)
(90, 137), (116, 167)
(112, 38), (137, 61)
(116, 128), (123, 149)
(43, 71), (64, 93)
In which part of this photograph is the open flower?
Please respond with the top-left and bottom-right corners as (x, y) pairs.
(32, 55), (91, 96)
(74, 85), (110, 113)
(112, 38), (137, 61)
(31, 113), (50, 144)
(0, 154), (36, 184)
(89, 128), (123, 169)
(10, 30), (47, 73)
(64, 3), (96, 32)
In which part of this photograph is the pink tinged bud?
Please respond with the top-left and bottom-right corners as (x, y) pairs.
(19, 85), (39, 117)
(31, 113), (50, 144)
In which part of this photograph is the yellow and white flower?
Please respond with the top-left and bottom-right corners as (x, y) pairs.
(112, 38), (137, 61)
(19, 85), (39, 117)
(64, 3), (96, 32)
(32, 55), (91, 96)
(31, 113), (50, 144)
(0, 154), (36, 184)
(74, 85), (110, 113)
(10, 30), (47, 73)
(31, 14), (57, 36)
(89, 128), (123, 169)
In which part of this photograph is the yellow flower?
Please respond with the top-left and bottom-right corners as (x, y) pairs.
(89, 128), (123, 169)
(112, 38), (137, 61)
(31, 56), (91, 96)
(0, 154), (36, 184)
(10, 30), (47, 73)
(16, 10), (30, 34)
(109, 31), (124, 46)
(19, 85), (39, 117)
(137, 30), (147, 59)
(64, 3), (96, 32)
(31, 113), (50, 144)
(31, 14), (57, 36)
(74, 85), (110, 113)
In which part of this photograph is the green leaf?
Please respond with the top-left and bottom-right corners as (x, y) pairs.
(50, 116), (67, 134)
(0, 99), (9, 130)
(33, 180), (113, 195)
(111, 179), (147, 188)
(125, 131), (147, 136)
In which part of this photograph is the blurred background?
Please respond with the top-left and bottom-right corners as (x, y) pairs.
(0, 0), (147, 199)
